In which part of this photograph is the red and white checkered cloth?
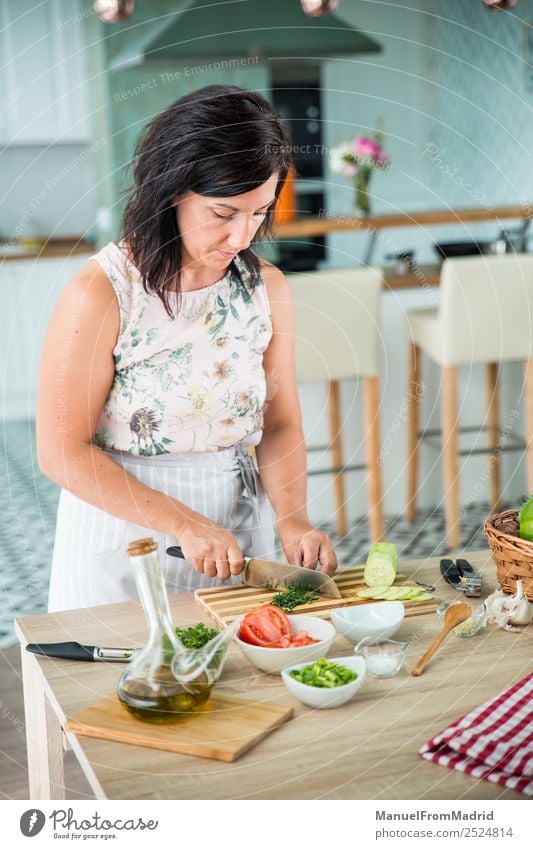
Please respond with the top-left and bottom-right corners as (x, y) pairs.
(419, 672), (533, 796)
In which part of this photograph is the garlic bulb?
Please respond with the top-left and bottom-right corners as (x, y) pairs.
(507, 581), (533, 626)
(485, 584), (506, 616)
(486, 581), (532, 630)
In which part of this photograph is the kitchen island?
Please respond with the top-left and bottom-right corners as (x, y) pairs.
(15, 550), (530, 800)
(273, 203), (532, 288)
(274, 203), (533, 239)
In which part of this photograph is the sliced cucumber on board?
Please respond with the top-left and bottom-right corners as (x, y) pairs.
(409, 591), (434, 602)
(357, 585), (392, 599)
(356, 584), (435, 602)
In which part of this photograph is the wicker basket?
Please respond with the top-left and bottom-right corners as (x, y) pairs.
(484, 509), (533, 601)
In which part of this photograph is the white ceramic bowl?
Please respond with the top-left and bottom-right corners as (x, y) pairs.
(281, 655), (366, 709)
(235, 614), (336, 674)
(331, 601), (405, 644)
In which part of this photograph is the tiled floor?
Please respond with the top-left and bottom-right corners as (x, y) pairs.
(0, 420), (509, 648)
(0, 420), (60, 648)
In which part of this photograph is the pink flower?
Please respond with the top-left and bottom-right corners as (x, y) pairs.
(342, 162), (358, 178)
(353, 136), (381, 159)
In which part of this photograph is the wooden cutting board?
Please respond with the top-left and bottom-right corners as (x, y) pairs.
(65, 692), (293, 762)
(195, 566), (439, 627)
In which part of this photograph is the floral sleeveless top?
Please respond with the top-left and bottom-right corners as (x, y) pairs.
(92, 243), (273, 456)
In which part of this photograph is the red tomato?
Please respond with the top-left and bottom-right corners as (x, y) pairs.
(268, 635), (292, 648)
(290, 631), (319, 647)
(239, 604), (292, 647)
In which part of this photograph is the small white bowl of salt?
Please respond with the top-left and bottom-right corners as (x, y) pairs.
(354, 637), (408, 678)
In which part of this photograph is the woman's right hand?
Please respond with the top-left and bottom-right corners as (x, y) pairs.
(177, 520), (244, 580)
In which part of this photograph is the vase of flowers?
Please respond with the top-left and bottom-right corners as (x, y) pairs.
(330, 134), (390, 217)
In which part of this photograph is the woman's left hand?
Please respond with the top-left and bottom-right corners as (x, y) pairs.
(277, 518), (338, 576)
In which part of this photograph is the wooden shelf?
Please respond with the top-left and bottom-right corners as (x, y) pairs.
(274, 204), (532, 239)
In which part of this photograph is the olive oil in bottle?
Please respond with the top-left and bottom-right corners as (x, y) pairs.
(117, 665), (213, 724)
(117, 538), (212, 724)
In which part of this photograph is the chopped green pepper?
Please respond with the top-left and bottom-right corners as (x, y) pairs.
(289, 657), (357, 688)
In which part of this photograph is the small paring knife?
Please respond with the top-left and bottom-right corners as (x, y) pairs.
(26, 642), (137, 662)
(166, 546), (342, 599)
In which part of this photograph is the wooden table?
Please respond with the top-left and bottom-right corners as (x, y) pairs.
(15, 550), (532, 800)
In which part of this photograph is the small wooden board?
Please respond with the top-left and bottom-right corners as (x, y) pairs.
(195, 566), (439, 627)
(65, 692), (293, 763)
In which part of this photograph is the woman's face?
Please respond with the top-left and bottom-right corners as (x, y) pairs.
(175, 172), (279, 270)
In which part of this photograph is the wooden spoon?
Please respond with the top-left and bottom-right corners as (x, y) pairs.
(411, 602), (472, 677)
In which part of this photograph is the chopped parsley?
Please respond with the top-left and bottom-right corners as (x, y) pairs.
(271, 587), (319, 612)
(162, 622), (219, 663)
(175, 622), (219, 648)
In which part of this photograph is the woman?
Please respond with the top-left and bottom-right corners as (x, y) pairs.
(38, 84), (337, 612)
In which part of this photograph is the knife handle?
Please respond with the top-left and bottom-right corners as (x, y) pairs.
(167, 545), (250, 566)
(166, 545), (250, 567)
(26, 642), (96, 661)
(166, 545), (185, 558)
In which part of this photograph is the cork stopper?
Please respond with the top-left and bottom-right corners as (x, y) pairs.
(127, 537), (158, 557)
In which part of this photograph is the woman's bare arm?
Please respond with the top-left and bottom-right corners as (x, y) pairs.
(37, 260), (243, 578)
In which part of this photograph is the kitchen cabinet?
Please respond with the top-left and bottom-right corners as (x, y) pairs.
(0, 0), (89, 146)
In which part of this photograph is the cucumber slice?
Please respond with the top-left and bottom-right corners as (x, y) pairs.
(357, 585), (391, 599)
(391, 587), (415, 601)
(400, 585), (426, 597)
(409, 591), (434, 602)
(380, 588), (405, 600)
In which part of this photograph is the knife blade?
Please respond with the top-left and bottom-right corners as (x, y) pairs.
(26, 642), (138, 662)
(166, 546), (342, 599)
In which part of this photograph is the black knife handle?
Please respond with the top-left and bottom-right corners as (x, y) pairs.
(166, 545), (184, 559)
(26, 642), (96, 661)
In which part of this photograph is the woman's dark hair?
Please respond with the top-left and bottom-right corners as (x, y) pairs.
(121, 84), (293, 316)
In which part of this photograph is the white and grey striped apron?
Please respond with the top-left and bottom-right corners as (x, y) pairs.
(47, 445), (275, 612)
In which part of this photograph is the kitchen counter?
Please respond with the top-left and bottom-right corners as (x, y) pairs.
(273, 203), (533, 239)
(0, 237), (93, 262)
(15, 550), (531, 800)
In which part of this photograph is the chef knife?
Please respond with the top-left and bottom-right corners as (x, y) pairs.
(166, 545), (342, 598)
(26, 642), (137, 662)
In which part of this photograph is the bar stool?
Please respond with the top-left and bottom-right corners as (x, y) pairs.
(405, 254), (533, 549)
(286, 267), (384, 542)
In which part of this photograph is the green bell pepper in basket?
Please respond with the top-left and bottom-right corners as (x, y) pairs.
(519, 495), (533, 541)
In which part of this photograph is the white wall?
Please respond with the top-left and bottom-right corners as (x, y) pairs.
(0, 145), (99, 242)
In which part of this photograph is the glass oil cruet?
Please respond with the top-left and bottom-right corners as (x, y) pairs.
(117, 537), (235, 724)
